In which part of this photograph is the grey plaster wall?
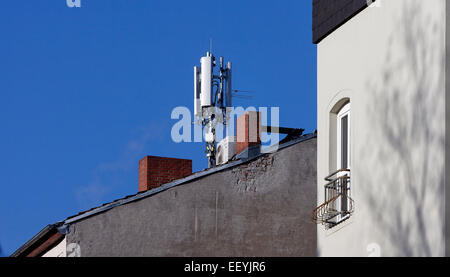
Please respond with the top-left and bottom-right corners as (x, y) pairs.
(66, 138), (317, 257)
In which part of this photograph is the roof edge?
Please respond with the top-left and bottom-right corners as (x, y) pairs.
(13, 132), (317, 256)
(313, 0), (372, 44)
(60, 132), (317, 227)
(10, 224), (63, 257)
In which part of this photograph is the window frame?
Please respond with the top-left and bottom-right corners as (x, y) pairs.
(336, 102), (351, 223)
(337, 102), (351, 171)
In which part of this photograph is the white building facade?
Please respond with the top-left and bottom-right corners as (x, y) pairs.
(314, 0), (449, 256)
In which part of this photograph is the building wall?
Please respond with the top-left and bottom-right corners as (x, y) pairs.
(317, 0), (446, 256)
(65, 138), (317, 256)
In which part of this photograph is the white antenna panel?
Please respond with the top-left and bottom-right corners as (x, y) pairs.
(194, 66), (201, 118)
(200, 54), (213, 107)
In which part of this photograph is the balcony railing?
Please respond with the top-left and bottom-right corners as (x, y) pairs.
(312, 169), (354, 227)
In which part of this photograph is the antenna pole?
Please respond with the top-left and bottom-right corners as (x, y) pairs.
(194, 50), (232, 168)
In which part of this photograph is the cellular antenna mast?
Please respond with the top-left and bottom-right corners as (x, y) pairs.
(194, 51), (233, 168)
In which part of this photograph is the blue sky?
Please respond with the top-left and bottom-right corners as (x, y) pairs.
(0, 0), (316, 256)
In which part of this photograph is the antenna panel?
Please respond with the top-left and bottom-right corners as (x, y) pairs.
(200, 55), (213, 107)
(194, 66), (201, 118)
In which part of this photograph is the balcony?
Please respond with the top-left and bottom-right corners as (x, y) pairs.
(312, 169), (354, 228)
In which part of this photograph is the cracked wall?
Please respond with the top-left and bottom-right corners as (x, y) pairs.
(66, 138), (317, 257)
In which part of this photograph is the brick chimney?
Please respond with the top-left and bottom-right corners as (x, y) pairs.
(236, 111), (261, 155)
(139, 156), (192, 192)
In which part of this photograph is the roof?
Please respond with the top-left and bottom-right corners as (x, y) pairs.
(10, 225), (63, 257)
(313, 0), (372, 44)
(12, 132), (317, 256)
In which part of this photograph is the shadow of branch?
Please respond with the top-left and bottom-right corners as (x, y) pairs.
(358, 1), (445, 256)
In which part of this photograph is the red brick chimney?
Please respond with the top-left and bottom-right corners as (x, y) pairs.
(236, 111), (261, 155)
(139, 156), (192, 192)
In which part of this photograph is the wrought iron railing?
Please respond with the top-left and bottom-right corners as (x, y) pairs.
(312, 169), (354, 227)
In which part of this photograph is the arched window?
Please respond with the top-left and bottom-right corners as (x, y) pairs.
(313, 99), (353, 228)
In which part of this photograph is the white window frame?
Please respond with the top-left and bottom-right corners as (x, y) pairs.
(336, 102), (351, 222)
(337, 102), (350, 170)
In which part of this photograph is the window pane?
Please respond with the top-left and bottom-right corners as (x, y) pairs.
(341, 115), (348, 169)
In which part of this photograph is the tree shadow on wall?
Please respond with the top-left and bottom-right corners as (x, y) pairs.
(358, 1), (445, 256)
